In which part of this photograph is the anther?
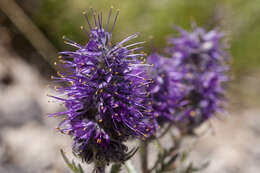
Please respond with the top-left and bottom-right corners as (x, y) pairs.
(97, 138), (102, 144)
(190, 111), (196, 117)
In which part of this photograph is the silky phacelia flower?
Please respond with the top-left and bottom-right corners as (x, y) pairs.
(49, 8), (154, 165)
(147, 53), (185, 124)
(168, 26), (230, 128)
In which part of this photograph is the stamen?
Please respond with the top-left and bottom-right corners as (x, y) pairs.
(110, 9), (119, 34)
(90, 7), (97, 27)
(125, 41), (145, 49)
(80, 26), (89, 35)
(106, 7), (113, 32)
(98, 13), (102, 29)
(98, 12), (102, 29)
(83, 11), (92, 30)
(97, 138), (102, 144)
(190, 110), (196, 117)
(118, 34), (138, 46)
(128, 47), (143, 53)
(62, 36), (81, 48)
(100, 12), (103, 26)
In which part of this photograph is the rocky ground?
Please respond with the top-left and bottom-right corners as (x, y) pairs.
(0, 26), (260, 173)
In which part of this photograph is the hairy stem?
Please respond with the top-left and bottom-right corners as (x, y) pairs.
(94, 162), (106, 173)
(158, 122), (174, 139)
(140, 141), (149, 173)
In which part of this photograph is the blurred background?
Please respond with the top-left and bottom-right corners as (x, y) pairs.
(0, 0), (260, 172)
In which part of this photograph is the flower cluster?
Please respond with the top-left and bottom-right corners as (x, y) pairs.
(49, 8), (155, 165)
(168, 26), (229, 128)
(49, 7), (231, 172)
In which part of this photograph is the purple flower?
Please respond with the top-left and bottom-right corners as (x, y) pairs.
(49, 8), (154, 164)
(168, 26), (230, 128)
(147, 53), (185, 124)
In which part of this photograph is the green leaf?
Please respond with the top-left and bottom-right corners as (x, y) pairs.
(125, 160), (137, 173)
(60, 149), (85, 173)
(163, 153), (179, 171)
(180, 151), (189, 163)
(153, 139), (164, 155)
(60, 149), (75, 171)
(78, 163), (85, 173)
(110, 164), (122, 173)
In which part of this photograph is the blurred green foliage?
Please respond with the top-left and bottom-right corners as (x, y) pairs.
(33, 0), (260, 73)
